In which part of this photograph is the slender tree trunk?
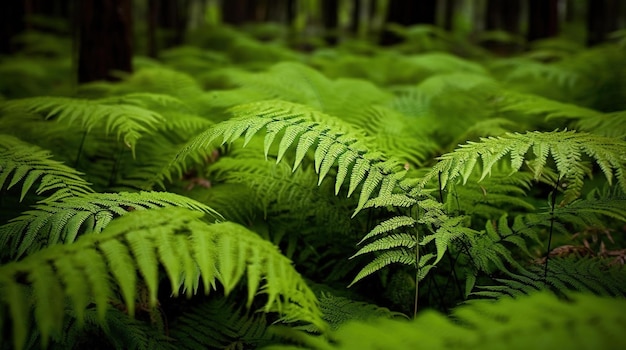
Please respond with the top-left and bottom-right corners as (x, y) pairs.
(222, 0), (257, 24)
(486, 0), (521, 34)
(587, 0), (621, 46)
(147, 0), (159, 58)
(527, 0), (559, 42)
(77, 0), (133, 83)
(322, 0), (338, 45)
(442, 0), (456, 31)
(158, 0), (189, 48)
(380, 0), (437, 45)
(0, 1), (26, 54)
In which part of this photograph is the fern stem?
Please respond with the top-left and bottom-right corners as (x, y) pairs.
(438, 171), (444, 204)
(108, 144), (125, 188)
(544, 177), (560, 282)
(443, 250), (464, 300)
(413, 206), (420, 318)
(74, 131), (88, 168)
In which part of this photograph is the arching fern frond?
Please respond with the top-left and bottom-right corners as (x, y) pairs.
(169, 297), (274, 350)
(173, 100), (408, 216)
(0, 134), (93, 202)
(0, 207), (325, 349)
(473, 257), (626, 299)
(420, 130), (626, 204)
(444, 165), (535, 218)
(0, 96), (165, 155)
(0, 191), (223, 259)
(51, 307), (176, 350)
(549, 110), (626, 139)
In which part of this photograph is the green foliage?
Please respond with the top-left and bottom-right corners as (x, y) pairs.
(2, 17), (626, 350)
(1, 96), (166, 155)
(0, 191), (222, 259)
(474, 257), (626, 299)
(267, 292), (626, 350)
(0, 207), (325, 349)
(421, 130), (626, 204)
(0, 134), (93, 202)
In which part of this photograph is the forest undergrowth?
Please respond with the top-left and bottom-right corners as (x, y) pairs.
(1, 23), (626, 349)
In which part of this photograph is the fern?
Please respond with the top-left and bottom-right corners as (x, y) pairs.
(267, 292), (626, 350)
(0, 191), (223, 259)
(169, 297), (275, 349)
(444, 165), (535, 218)
(0, 207), (325, 349)
(549, 110), (626, 139)
(0, 134), (93, 202)
(420, 130), (626, 204)
(50, 307), (176, 350)
(349, 200), (476, 286)
(173, 100), (408, 216)
(1, 96), (165, 156)
(473, 257), (626, 299)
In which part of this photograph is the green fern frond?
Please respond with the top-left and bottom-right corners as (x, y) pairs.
(174, 100), (408, 216)
(0, 134), (93, 202)
(1, 96), (165, 155)
(169, 297), (274, 349)
(315, 292), (405, 330)
(0, 191), (222, 259)
(0, 207), (325, 349)
(52, 307), (176, 350)
(421, 130), (626, 204)
(268, 292), (626, 350)
(550, 110), (626, 139)
(495, 90), (601, 120)
(228, 62), (392, 118)
(473, 257), (626, 299)
(444, 166), (535, 217)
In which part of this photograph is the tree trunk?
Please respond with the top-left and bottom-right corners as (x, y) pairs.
(0, 1), (26, 54)
(222, 0), (257, 24)
(77, 0), (133, 83)
(587, 0), (621, 46)
(486, 0), (521, 34)
(322, 0), (338, 45)
(157, 0), (189, 48)
(442, 0), (456, 31)
(380, 0), (437, 45)
(527, 0), (559, 42)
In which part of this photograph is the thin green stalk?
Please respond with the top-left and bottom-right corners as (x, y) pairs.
(73, 131), (88, 168)
(413, 205), (420, 318)
(544, 177), (560, 282)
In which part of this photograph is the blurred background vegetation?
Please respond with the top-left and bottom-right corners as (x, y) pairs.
(0, 0), (624, 96)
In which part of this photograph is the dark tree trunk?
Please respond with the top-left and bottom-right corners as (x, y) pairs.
(0, 1), (26, 54)
(147, 0), (158, 58)
(587, 0), (621, 46)
(442, 0), (456, 31)
(77, 0), (133, 83)
(322, 0), (338, 45)
(158, 0), (189, 48)
(380, 0), (437, 45)
(222, 0), (257, 25)
(527, 0), (559, 42)
(486, 0), (522, 34)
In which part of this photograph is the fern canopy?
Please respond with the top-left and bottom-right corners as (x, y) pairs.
(0, 207), (325, 349)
